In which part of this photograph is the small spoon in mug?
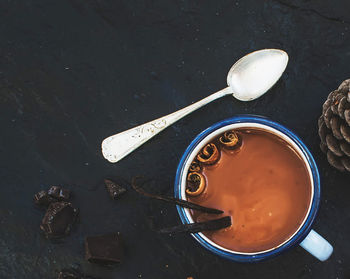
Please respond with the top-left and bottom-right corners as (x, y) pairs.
(102, 49), (288, 163)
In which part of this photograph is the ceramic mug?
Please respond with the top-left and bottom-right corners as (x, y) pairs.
(174, 115), (333, 262)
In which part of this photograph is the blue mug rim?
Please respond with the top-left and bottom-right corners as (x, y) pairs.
(174, 115), (321, 262)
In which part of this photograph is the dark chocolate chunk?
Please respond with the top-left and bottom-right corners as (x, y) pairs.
(131, 177), (223, 215)
(40, 202), (78, 238)
(48, 186), (71, 201)
(34, 190), (57, 207)
(104, 179), (126, 200)
(85, 233), (123, 265)
(159, 216), (232, 234)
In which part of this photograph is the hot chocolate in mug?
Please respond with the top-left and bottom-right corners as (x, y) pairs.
(174, 116), (333, 262)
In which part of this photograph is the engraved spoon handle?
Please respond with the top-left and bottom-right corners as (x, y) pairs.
(102, 87), (232, 163)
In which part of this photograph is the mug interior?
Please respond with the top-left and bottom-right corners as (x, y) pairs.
(178, 122), (314, 256)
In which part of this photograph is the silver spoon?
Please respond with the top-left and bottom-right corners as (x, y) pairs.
(102, 49), (289, 163)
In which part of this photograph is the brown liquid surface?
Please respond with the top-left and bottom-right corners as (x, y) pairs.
(188, 128), (311, 253)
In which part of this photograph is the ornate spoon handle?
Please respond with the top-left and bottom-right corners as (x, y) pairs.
(101, 87), (231, 163)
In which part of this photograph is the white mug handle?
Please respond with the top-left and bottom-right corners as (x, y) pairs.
(299, 229), (333, 261)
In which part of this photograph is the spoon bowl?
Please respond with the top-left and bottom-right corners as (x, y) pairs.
(227, 49), (289, 101)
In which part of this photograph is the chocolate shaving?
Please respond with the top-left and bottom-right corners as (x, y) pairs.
(197, 143), (220, 165)
(159, 216), (231, 234)
(131, 177), (223, 215)
(40, 202), (78, 238)
(85, 233), (123, 265)
(104, 179), (127, 200)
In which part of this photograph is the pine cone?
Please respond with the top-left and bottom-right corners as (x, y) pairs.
(318, 79), (350, 172)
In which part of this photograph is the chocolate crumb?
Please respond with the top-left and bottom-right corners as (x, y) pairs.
(40, 202), (78, 238)
(104, 179), (126, 200)
(34, 190), (57, 207)
(48, 186), (71, 201)
(48, 186), (60, 197)
(85, 232), (124, 265)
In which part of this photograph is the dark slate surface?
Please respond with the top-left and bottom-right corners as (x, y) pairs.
(1, 0), (350, 278)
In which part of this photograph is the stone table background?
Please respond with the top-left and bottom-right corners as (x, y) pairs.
(1, 0), (350, 278)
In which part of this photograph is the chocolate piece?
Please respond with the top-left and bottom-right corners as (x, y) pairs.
(85, 233), (123, 265)
(131, 177), (223, 214)
(40, 202), (78, 238)
(34, 190), (57, 207)
(159, 216), (231, 234)
(104, 179), (126, 200)
(48, 186), (71, 201)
